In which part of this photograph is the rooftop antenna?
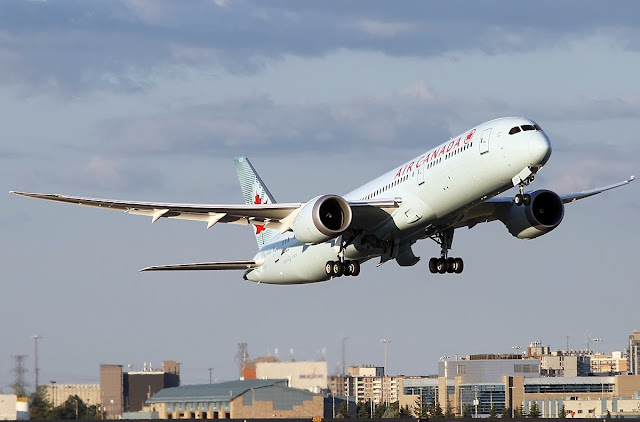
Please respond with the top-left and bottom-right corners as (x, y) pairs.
(290, 348), (295, 361)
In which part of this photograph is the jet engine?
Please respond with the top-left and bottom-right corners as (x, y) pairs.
(503, 190), (565, 239)
(291, 195), (352, 244)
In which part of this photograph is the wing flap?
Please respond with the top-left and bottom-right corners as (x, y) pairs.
(140, 260), (261, 272)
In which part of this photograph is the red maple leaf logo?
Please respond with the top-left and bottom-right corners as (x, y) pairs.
(254, 193), (267, 234)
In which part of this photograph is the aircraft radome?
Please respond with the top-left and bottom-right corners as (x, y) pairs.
(11, 117), (634, 284)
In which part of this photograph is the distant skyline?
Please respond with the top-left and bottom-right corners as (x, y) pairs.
(1, 0), (639, 389)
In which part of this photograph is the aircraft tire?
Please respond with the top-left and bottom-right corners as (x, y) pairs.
(343, 261), (352, 276)
(523, 194), (531, 206)
(332, 261), (344, 277)
(325, 261), (334, 276)
(350, 261), (361, 277)
(454, 257), (464, 274)
(514, 194), (523, 206)
(428, 257), (438, 273)
(447, 257), (456, 273)
(437, 258), (448, 274)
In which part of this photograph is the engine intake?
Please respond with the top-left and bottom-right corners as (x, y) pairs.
(504, 190), (565, 239)
(291, 195), (352, 244)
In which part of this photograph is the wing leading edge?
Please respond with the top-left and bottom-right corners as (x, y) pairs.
(9, 191), (402, 233)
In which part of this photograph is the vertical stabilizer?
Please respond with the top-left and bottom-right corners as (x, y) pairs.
(233, 156), (280, 249)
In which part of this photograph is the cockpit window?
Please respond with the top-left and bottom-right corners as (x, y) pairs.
(534, 124), (541, 131)
(521, 124), (535, 131)
(509, 126), (521, 135)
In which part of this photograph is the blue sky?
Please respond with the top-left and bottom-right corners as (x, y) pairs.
(1, 0), (639, 388)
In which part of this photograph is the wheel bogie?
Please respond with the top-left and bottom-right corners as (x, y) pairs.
(429, 257), (464, 275)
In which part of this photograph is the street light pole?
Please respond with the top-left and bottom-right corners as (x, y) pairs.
(33, 335), (42, 393)
(381, 339), (391, 406)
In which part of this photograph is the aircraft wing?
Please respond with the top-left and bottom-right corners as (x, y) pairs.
(9, 191), (401, 233)
(140, 260), (260, 272)
(454, 175), (635, 229)
(557, 175), (634, 203)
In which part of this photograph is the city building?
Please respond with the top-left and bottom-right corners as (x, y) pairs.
(540, 352), (591, 377)
(590, 351), (628, 374)
(0, 395), (29, 420)
(44, 383), (101, 408)
(243, 357), (328, 394)
(145, 379), (327, 419)
(328, 365), (399, 405)
(100, 360), (180, 418)
(398, 352), (640, 418)
(629, 331), (640, 375)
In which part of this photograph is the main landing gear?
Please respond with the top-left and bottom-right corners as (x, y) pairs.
(325, 234), (361, 278)
(428, 227), (464, 274)
(325, 260), (360, 277)
(514, 175), (534, 206)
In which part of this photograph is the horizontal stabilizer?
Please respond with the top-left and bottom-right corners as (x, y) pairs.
(140, 260), (260, 272)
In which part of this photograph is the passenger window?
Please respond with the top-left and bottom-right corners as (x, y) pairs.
(521, 124), (535, 131)
(509, 126), (521, 135)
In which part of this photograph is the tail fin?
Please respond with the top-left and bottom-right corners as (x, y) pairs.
(233, 156), (280, 249)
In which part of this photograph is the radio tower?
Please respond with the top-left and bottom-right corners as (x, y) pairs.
(235, 343), (249, 379)
(11, 355), (28, 397)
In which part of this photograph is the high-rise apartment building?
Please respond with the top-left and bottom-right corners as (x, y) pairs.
(629, 331), (640, 375)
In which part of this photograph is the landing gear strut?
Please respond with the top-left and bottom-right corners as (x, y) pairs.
(428, 227), (464, 274)
(514, 175), (534, 206)
(325, 234), (361, 278)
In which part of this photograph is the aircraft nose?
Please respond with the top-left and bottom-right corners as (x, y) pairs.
(529, 132), (552, 166)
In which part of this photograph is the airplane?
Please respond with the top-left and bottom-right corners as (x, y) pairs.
(11, 117), (634, 285)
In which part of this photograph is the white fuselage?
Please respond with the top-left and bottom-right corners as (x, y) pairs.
(245, 117), (552, 284)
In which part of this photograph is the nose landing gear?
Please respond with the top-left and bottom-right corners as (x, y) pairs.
(514, 175), (534, 206)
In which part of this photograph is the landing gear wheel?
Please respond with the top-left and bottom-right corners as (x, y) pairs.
(343, 261), (352, 276)
(437, 258), (448, 274)
(523, 194), (531, 206)
(454, 257), (464, 274)
(325, 261), (335, 276)
(332, 261), (344, 277)
(429, 257), (439, 274)
(347, 260), (360, 277)
(514, 193), (524, 206)
(446, 257), (456, 273)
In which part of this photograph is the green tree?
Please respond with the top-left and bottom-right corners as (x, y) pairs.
(381, 401), (399, 418)
(444, 399), (454, 418)
(489, 404), (497, 418)
(357, 400), (372, 418)
(513, 405), (524, 419)
(559, 404), (566, 418)
(373, 402), (388, 418)
(337, 401), (349, 418)
(432, 400), (444, 418)
(529, 401), (540, 418)
(51, 395), (101, 420)
(413, 395), (429, 418)
(29, 386), (52, 420)
(399, 404), (413, 418)
(605, 410), (612, 421)
(462, 404), (472, 418)
(501, 406), (511, 419)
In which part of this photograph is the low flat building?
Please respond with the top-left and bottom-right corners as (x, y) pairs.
(44, 383), (101, 408)
(145, 379), (325, 419)
(0, 395), (29, 420)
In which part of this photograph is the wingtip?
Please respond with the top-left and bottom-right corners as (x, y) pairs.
(630, 175), (635, 182)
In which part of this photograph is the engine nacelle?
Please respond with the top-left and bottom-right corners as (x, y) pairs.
(291, 195), (352, 244)
(504, 190), (565, 239)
